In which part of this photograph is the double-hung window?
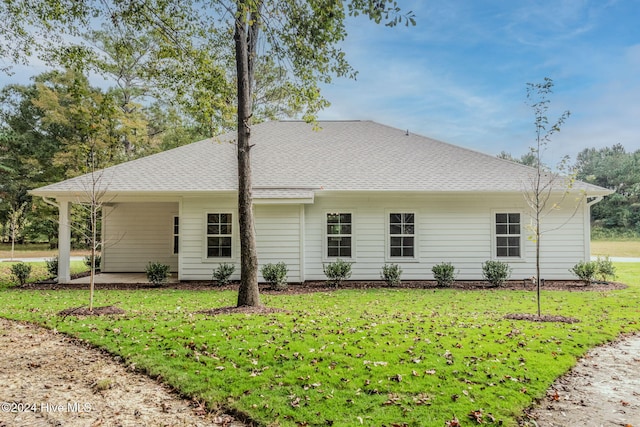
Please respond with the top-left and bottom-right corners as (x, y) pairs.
(207, 213), (232, 258)
(326, 213), (352, 258)
(495, 212), (521, 258)
(389, 213), (415, 258)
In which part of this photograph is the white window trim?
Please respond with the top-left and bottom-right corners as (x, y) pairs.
(202, 210), (238, 262)
(385, 210), (419, 262)
(491, 209), (525, 261)
(323, 210), (356, 262)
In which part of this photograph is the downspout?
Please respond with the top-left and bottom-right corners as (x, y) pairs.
(587, 196), (603, 207)
(584, 196), (604, 260)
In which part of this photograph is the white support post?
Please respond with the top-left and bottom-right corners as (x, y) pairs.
(58, 199), (71, 283)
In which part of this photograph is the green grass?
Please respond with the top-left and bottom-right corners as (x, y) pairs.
(591, 240), (640, 258)
(0, 264), (638, 427)
(0, 242), (89, 259)
(0, 261), (88, 288)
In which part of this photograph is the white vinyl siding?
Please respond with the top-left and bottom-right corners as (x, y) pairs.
(179, 198), (303, 282)
(179, 197), (239, 280)
(102, 202), (178, 272)
(101, 192), (589, 281)
(255, 205), (302, 282)
(305, 193), (588, 281)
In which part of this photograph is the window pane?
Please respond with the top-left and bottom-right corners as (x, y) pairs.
(404, 247), (414, 257)
(340, 213), (351, 223)
(509, 224), (520, 234)
(341, 224), (352, 234)
(208, 214), (220, 224)
(390, 224), (402, 234)
(497, 236), (508, 246)
(497, 247), (508, 257)
(207, 224), (220, 234)
(508, 213), (520, 223)
(403, 224), (414, 234)
(207, 236), (232, 258)
(496, 213), (507, 223)
(390, 213), (402, 224)
(390, 247), (402, 257)
(390, 236), (402, 246)
(328, 236), (351, 258)
(509, 247), (520, 257)
(403, 237), (414, 247)
(508, 237), (520, 246)
(219, 224), (232, 235)
(404, 213), (414, 223)
(327, 214), (340, 224)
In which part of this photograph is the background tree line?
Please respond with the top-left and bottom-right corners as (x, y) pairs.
(0, 26), (298, 248)
(500, 145), (640, 238)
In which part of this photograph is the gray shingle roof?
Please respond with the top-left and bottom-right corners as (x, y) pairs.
(31, 120), (611, 197)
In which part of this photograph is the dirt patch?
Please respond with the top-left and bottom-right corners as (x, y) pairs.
(0, 318), (248, 427)
(520, 333), (640, 427)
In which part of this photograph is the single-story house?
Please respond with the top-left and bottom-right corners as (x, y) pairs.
(31, 120), (611, 283)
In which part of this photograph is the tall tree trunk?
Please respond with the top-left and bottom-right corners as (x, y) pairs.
(235, 0), (261, 307)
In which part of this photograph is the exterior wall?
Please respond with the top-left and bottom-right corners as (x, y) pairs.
(102, 202), (179, 272)
(103, 192), (590, 281)
(304, 193), (588, 281)
(179, 197), (303, 282)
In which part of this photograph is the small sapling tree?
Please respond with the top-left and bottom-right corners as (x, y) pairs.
(522, 78), (584, 316)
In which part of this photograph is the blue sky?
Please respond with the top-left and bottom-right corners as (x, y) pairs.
(3, 1), (638, 165)
(318, 0), (640, 164)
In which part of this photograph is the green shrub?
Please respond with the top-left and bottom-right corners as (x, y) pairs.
(145, 262), (170, 286)
(261, 262), (289, 290)
(481, 260), (512, 287)
(380, 263), (402, 286)
(212, 263), (235, 286)
(432, 262), (457, 287)
(10, 263), (32, 286)
(46, 257), (58, 278)
(323, 259), (352, 288)
(570, 260), (598, 285)
(84, 254), (102, 271)
(595, 256), (616, 282)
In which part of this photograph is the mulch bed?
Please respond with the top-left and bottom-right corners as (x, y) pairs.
(25, 279), (627, 292)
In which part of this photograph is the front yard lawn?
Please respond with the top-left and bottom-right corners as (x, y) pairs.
(0, 264), (638, 426)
